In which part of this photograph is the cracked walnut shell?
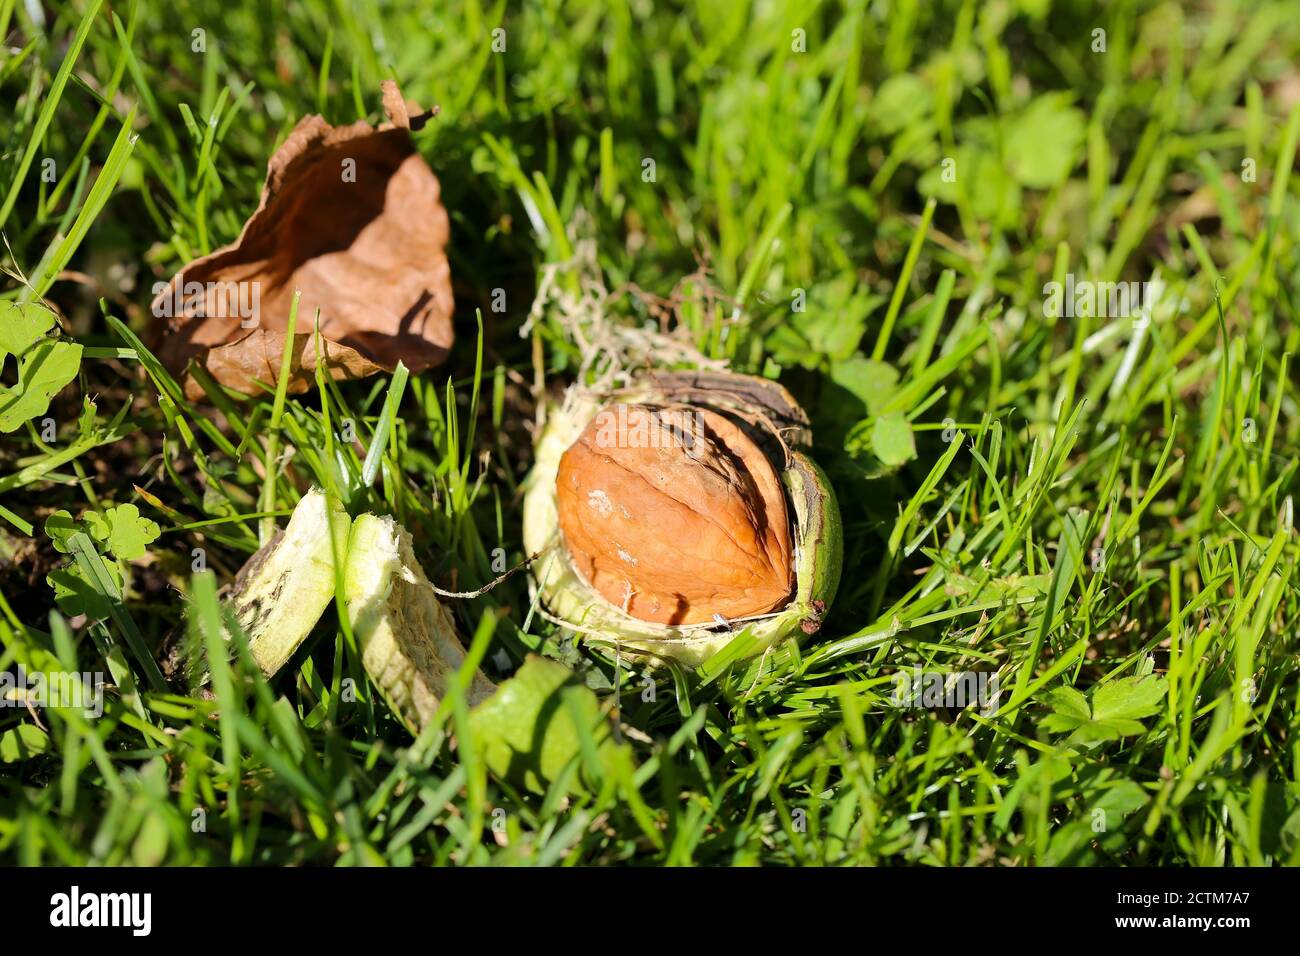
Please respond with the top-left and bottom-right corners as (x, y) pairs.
(556, 404), (793, 625)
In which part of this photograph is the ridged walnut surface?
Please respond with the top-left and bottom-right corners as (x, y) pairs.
(556, 404), (792, 625)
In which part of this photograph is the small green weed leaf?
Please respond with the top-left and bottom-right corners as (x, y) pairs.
(1004, 94), (1085, 188)
(918, 144), (1021, 226)
(1095, 779), (1151, 818)
(1041, 675), (1167, 744)
(871, 73), (932, 134)
(830, 356), (898, 414)
(764, 278), (883, 368)
(47, 559), (122, 620)
(871, 411), (916, 467)
(1041, 686), (1090, 726)
(0, 723), (51, 762)
(0, 301), (57, 364)
(44, 510), (80, 553)
(85, 503), (160, 561)
(1091, 674), (1169, 723)
(945, 571), (1051, 600)
(0, 339), (83, 432)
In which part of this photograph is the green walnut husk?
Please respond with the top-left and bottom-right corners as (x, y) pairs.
(467, 654), (628, 795)
(230, 487), (351, 677)
(215, 492), (629, 794)
(339, 513), (628, 794)
(523, 370), (843, 667)
(343, 512), (497, 731)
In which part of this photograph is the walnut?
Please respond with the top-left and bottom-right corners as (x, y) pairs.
(556, 404), (792, 625)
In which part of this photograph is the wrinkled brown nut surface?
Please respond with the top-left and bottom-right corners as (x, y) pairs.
(151, 81), (453, 399)
(556, 404), (793, 625)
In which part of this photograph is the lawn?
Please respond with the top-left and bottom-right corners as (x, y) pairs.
(2, 0), (1300, 866)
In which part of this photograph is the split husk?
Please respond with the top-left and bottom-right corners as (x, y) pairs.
(228, 487), (350, 677)
(524, 369), (843, 667)
(343, 512), (496, 731)
(341, 513), (625, 793)
(211, 493), (627, 794)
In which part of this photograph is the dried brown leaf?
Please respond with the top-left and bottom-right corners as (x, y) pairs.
(151, 81), (453, 399)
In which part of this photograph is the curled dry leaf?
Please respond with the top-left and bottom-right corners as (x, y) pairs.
(151, 81), (453, 399)
(556, 403), (793, 625)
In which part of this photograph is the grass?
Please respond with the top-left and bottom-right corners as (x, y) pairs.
(1, 0), (1299, 866)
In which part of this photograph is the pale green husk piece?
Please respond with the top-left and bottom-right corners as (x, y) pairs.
(224, 497), (628, 793)
(341, 514), (628, 791)
(343, 512), (497, 734)
(522, 371), (843, 667)
(231, 487), (351, 677)
(467, 654), (628, 795)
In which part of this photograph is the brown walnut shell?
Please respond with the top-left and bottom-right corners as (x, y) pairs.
(556, 403), (792, 625)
